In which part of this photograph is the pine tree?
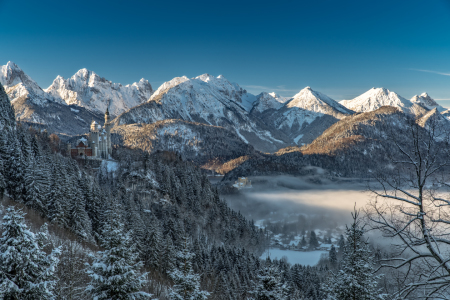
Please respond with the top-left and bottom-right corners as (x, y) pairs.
(161, 238), (176, 275)
(168, 236), (209, 300)
(337, 234), (345, 259)
(54, 241), (88, 300)
(0, 206), (61, 299)
(6, 139), (25, 202)
(321, 210), (385, 300)
(329, 245), (337, 269)
(309, 230), (319, 249)
(143, 220), (162, 269)
(300, 235), (307, 248)
(68, 181), (93, 242)
(0, 159), (6, 198)
(85, 203), (152, 300)
(24, 156), (39, 208)
(250, 261), (289, 300)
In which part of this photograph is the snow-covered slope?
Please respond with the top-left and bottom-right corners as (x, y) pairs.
(45, 68), (153, 116)
(113, 74), (289, 152)
(411, 93), (446, 113)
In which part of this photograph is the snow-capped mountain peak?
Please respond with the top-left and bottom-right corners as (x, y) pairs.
(151, 74), (256, 111)
(194, 74), (237, 96)
(251, 92), (285, 113)
(268, 92), (291, 104)
(339, 87), (412, 113)
(410, 92), (445, 112)
(46, 68), (153, 115)
(150, 76), (189, 101)
(269, 92), (280, 98)
(195, 73), (216, 83)
(287, 86), (352, 115)
(0, 61), (54, 105)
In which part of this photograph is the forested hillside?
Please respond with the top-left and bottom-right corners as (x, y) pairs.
(222, 106), (436, 182)
(112, 119), (256, 167)
(0, 82), (333, 299)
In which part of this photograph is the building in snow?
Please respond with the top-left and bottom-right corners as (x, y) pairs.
(233, 177), (252, 189)
(68, 109), (112, 159)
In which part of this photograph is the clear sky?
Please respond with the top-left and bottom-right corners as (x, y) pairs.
(1, 0), (450, 103)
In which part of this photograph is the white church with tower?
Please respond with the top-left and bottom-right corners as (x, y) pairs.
(68, 109), (112, 159)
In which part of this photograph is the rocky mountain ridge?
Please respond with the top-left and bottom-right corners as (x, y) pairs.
(45, 68), (153, 116)
(112, 74), (291, 152)
(1, 62), (104, 135)
(3, 61), (450, 164)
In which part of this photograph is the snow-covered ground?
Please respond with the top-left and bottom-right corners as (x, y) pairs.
(102, 160), (119, 172)
(261, 249), (327, 266)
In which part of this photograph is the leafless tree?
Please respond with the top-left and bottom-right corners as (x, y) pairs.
(365, 115), (450, 299)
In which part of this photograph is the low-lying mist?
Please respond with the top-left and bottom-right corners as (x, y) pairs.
(222, 175), (375, 230)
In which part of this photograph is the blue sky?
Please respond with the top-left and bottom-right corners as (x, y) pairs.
(1, 0), (450, 102)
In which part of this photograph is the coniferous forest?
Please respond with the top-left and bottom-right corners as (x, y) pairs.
(0, 83), (335, 299)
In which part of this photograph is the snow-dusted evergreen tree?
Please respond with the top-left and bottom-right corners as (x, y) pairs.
(0, 206), (60, 299)
(168, 236), (209, 300)
(250, 259), (289, 300)
(0, 159), (6, 197)
(321, 210), (385, 300)
(85, 203), (152, 300)
(309, 230), (319, 249)
(143, 220), (162, 269)
(329, 245), (337, 269)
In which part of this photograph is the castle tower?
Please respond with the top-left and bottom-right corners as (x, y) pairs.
(104, 108), (112, 157)
(89, 120), (99, 157)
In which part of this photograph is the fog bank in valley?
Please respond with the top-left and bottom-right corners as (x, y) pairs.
(222, 175), (375, 229)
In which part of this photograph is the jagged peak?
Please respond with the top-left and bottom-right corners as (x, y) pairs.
(195, 73), (230, 84)
(72, 68), (100, 81)
(411, 92), (440, 109)
(258, 91), (273, 97)
(5, 61), (21, 71)
(196, 73), (215, 82)
(370, 87), (390, 94)
(268, 92), (280, 98)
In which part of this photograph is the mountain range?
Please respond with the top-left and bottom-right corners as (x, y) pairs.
(2, 61), (450, 171)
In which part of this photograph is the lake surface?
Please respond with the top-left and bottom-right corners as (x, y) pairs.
(261, 249), (328, 266)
